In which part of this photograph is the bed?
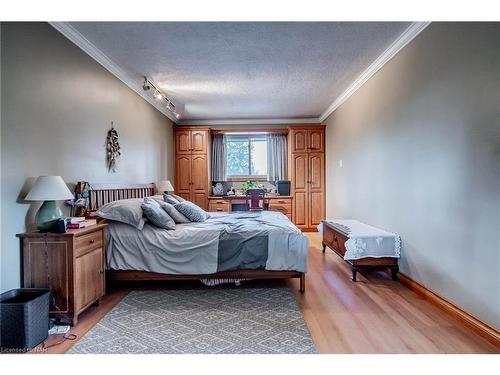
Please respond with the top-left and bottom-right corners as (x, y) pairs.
(88, 183), (308, 292)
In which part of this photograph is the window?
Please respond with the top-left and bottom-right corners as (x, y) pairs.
(225, 134), (268, 178)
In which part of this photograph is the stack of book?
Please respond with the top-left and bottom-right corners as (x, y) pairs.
(66, 217), (97, 229)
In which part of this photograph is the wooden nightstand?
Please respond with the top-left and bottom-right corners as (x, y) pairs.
(17, 223), (107, 325)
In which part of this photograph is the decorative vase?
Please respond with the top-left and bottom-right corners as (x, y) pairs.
(35, 201), (64, 232)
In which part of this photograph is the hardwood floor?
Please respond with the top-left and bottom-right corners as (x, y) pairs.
(42, 233), (499, 354)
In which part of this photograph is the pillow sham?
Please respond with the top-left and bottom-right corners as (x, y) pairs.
(174, 201), (209, 222)
(141, 197), (176, 230)
(163, 193), (180, 205)
(159, 201), (190, 224)
(93, 198), (145, 229)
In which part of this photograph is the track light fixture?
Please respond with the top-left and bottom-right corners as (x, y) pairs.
(142, 76), (180, 120)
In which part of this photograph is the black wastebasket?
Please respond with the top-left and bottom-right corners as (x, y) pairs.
(0, 288), (50, 351)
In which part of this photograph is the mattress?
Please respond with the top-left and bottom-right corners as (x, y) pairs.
(106, 211), (308, 275)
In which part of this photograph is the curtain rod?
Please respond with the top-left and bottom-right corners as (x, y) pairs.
(210, 128), (289, 135)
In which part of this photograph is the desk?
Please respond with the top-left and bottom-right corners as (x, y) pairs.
(208, 195), (293, 220)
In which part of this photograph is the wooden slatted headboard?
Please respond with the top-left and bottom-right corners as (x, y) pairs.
(87, 182), (157, 210)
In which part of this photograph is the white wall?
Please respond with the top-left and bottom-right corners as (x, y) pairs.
(0, 22), (174, 291)
(324, 23), (500, 329)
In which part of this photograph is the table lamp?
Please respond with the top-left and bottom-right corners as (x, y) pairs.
(25, 176), (74, 232)
(157, 180), (174, 194)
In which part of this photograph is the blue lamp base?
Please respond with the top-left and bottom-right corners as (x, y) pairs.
(35, 200), (64, 232)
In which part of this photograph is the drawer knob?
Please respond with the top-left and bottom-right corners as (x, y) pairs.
(89, 239), (95, 244)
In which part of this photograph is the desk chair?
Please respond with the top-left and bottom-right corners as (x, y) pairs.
(246, 189), (265, 211)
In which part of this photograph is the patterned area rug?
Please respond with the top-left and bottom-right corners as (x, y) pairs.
(69, 288), (316, 354)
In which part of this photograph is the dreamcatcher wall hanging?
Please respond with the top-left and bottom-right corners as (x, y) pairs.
(106, 121), (121, 172)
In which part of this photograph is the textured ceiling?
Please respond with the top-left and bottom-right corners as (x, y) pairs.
(70, 22), (410, 121)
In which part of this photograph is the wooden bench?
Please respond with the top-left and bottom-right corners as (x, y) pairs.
(321, 221), (399, 281)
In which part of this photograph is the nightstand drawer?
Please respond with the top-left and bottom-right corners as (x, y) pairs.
(75, 231), (102, 257)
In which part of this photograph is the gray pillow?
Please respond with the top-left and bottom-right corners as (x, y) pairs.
(164, 194), (180, 205)
(174, 201), (209, 222)
(159, 201), (190, 224)
(141, 197), (176, 230)
(93, 198), (145, 229)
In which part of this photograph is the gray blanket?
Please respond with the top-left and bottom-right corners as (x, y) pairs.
(106, 211), (308, 274)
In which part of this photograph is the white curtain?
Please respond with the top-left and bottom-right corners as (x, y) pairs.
(267, 133), (288, 181)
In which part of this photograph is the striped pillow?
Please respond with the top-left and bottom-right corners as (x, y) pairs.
(173, 201), (209, 222)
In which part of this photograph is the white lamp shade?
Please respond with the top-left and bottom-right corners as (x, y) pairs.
(158, 180), (174, 192)
(25, 176), (74, 201)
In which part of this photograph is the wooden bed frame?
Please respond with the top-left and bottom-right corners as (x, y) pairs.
(84, 182), (306, 292)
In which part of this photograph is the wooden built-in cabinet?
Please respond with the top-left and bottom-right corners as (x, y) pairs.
(289, 126), (326, 231)
(174, 125), (325, 231)
(174, 128), (210, 210)
(17, 224), (107, 325)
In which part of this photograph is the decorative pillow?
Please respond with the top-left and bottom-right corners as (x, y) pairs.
(174, 201), (209, 222)
(159, 201), (190, 224)
(163, 193), (180, 205)
(141, 197), (176, 230)
(93, 198), (145, 229)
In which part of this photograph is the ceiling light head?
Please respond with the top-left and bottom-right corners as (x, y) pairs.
(142, 77), (151, 91)
(174, 112), (181, 120)
(154, 90), (162, 100)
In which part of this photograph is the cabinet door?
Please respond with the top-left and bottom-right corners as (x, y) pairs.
(75, 247), (104, 313)
(191, 130), (207, 154)
(175, 130), (191, 154)
(309, 153), (325, 227)
(191, 154), (208, 209)
(308, 129), (324, 153)
(175, 155), (191, 197)
(290, 129), (308, 153)
(22, 239), (70, 313)
(291, 153), (308, 228)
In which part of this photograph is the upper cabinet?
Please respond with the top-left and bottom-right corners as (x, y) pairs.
(175, 129), (208, 155)
(290, 129), (308, 153)
(289, 127), (325, 153)
(175, 130), (192, 155)
(308, 129), (324, 153)
(191, 130), (208, 154)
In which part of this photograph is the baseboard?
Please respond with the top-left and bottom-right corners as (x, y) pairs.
(398, 273), (500, 348)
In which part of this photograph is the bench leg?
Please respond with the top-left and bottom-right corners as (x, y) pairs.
(391, 266), (399, 281)
(352, 267), (358, 282)
(299, 273), (305, 293)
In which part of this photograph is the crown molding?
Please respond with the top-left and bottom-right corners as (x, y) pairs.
(319, 21), (431, 122)
(178, 117), (321, 126)
(49, 22), (178, 123)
